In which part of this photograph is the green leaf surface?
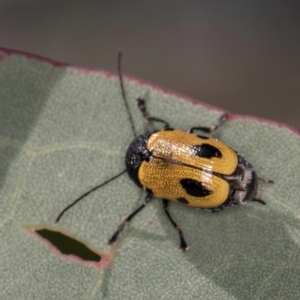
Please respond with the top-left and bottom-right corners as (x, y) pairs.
(0, 49), (300, 300)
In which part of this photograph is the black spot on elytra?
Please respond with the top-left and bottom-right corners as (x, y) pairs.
(197, 135), (209, 140)
(180, 179), (212, 197)
(163, 127), (174, 131)
(177, 197), (189, 204)
(190, 144), (222, 158)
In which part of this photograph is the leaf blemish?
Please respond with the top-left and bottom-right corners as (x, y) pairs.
(27, 225), (114, 270)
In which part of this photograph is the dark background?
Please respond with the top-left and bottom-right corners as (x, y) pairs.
(1, 0), (299, 128)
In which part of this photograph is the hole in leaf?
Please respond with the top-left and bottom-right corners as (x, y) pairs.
(35, 228), (101, 262)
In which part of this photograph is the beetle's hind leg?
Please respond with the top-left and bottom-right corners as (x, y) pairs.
(188, 114), (228, 134)
(109, 194), (153, 245)
(252, 198), (267, 205)
(162, 200), (189, 251)
(252, 177), (274, 205)
(137, 98), (170, 129)
(258, 177), (274, 185)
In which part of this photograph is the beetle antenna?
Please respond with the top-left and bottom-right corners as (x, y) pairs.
(118, 51), (137, 138)
(55, 169), (127, 223)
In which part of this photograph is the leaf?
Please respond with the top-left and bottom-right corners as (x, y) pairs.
(0, 48), (299, 300)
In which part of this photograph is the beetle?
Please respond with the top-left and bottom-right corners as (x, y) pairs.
(56, 52), (272, 251)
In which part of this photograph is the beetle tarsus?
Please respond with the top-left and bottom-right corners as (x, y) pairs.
(108, 194), (152, 245)
(162, 200), (189, 251)
(188, 113), (228, 133)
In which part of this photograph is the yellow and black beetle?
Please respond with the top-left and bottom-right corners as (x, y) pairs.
(56, 52), (272, 251)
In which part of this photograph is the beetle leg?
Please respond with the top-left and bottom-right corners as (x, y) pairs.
(188, 114), (228, 133)
(258, 177), (274, 185)
(137, 98), (170, 129)
(211, 207), (224, 212)
(252, 198), (267, 205)
(108, 194), (152, 245)
(253, 178), (273, 205)
(162, 200), (189, 251)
